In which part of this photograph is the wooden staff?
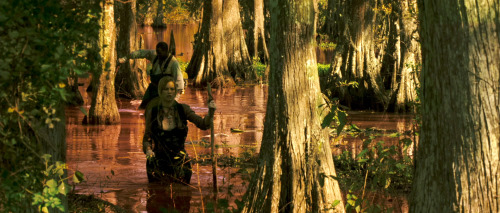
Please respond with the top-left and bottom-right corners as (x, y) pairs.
(208, 84), (218, 194)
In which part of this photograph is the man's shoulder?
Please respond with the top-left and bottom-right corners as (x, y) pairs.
(170, 56), (179, 63)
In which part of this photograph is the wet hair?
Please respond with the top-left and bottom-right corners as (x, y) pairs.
(157, 76), (176, 94)
(156, 41), (169, 51)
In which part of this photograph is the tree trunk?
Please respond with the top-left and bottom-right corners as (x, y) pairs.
(223, 0), (256, 83)
(115, 0), (148, 99)
(153, 0), (165, 27)
(86, 0), (120, 125)
(66, 75), (84, 106)
(253, 0), (269, 64)
(393, 0), (420, 112)
(324, 0), (420, 112)
(242, 0), (345, 212)
(411, 0), (499, 212)
(186, 0), (234, 88)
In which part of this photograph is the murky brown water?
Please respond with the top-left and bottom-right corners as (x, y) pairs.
(66, 80), (413, 212)
(66, 24), (411, 212)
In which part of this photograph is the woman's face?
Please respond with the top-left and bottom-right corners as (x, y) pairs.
(160, 81), (176, 102)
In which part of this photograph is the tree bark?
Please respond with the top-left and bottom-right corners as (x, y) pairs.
(186, 0), (234, 88)
(153, 0), (166, 27)
(242, 0), (345, 212)
(393, 0), (420, 112)
(324, 0), (420, 112)
(411, 0), (499, 212)
(253, 0), (269, 64)
(86, 0), (120, 125)
(223, 0), (256, 83)
(115, 0), (148, 99)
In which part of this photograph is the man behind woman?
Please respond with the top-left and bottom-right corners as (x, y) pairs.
(142, 76), (216, 184)
(119, 41), (185, 109)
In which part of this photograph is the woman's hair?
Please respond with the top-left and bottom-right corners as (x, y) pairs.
(157, 76), (176, 94)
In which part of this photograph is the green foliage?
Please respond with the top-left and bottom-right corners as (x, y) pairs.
(334, 131), (414, 212)
(136, 0), (201, 25)
(318, 42), (337, 50)
(31, 155), (70, 212)
(252, 57), (267, 78)
(0, 0), (100, 211)
(321, 81), (358, 134)
(317, 63), (330, 76)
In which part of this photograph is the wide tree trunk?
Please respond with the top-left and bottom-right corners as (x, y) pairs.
(324, 0), (420, 112)
(410, 1), (499, 212)
(223, 0), (256, 83)
(242, 0), (345, 212)
(115, 0), (148, 99)
(186, 0), (234, 88)
(86, 0), (120, 124)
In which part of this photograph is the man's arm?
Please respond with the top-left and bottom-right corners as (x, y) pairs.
(119, 49), (156, 63)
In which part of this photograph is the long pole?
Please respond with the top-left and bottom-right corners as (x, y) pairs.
(208, 84), (218, 194)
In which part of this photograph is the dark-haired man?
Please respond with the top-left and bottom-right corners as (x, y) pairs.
(119, 41), (185, 109)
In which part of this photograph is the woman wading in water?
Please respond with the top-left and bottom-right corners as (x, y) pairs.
(143, 76), (215, 183)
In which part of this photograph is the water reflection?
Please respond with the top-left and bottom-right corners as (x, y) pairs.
(66, 84), (413, 212)
(146, 183), (192, 213)
(331, 111), (416, 157)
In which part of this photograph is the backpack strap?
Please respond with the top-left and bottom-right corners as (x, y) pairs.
(152, 54), (174, 74)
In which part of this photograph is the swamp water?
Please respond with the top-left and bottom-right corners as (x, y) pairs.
(65, 24), (413, 212)
(66, 83), (413, 212)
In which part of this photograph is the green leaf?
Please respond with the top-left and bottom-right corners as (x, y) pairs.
(55, 162), (65, 176)
(388, 132), (401, 138)
(349, 124), (362, 132)
(73, 170), (85, 183)
(230, 128), (245, 133)
(321, 107), (337, 129)
(385, 178), (391, 189)
(9, 31), (19, 39)
(111, 170), (115, 176)
(41, 64), (51, 72)
(357, 158), (368, 163)
(46, 179), (58, 189)
(331, 200), (341, 208)
(347, 199), (356, 206)
(396, 163), (406, 170)
(336, 111), (347, 135)
(79, 107), (88, 116)
(42, 154), (52, 162)
(356, 149), (368, 158)
(58, 182), (70, 195)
